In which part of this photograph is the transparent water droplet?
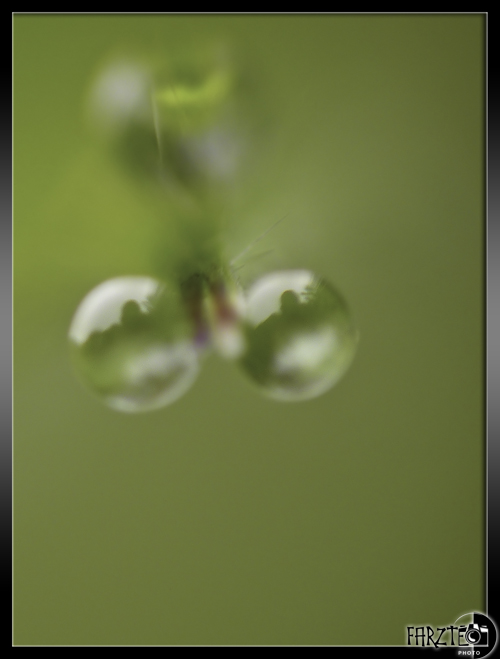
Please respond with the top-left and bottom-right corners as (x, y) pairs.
(238, 270), (358, 401)
(68, 276), (200, 412)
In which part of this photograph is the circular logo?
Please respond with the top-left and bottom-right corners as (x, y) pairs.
(454, 612), (498, 658)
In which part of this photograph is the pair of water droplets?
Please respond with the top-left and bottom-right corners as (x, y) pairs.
(68, 52), (358, 411)
(69, 269), (358, 412)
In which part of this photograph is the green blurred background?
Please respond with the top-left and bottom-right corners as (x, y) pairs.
(14, 15), (484, 645)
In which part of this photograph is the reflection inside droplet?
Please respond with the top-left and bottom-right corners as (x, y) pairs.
(274, 327), (338, 374)
(69, 276), (199, 412)
(238, 270), (358, 401)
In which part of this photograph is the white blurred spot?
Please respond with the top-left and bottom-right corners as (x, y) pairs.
(182, 127), (242, 181)
(90, 61), (152, 132)
(213, 325), (245, 359)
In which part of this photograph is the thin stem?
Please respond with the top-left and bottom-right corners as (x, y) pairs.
(230, 213), (289, 266)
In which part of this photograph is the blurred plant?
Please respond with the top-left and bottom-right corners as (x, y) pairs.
(69, 47), (358, 411)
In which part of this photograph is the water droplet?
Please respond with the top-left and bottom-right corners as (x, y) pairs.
(238, 270), (358, 401)
(68, 276), (200, 412)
